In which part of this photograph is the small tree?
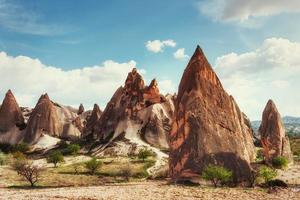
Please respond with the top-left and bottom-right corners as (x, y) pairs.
(272, 156), (289, 169)
(12, 158), (44, 187)
(65, 144), (80, 155)
(258, 166), (277, 183)
(85, 157), (102, 175)
(202, 165), (232, 187)
(47, 150), (64, 168)
(138, 148), (153, 162)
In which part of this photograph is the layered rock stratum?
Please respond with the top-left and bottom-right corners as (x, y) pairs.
(259, 100), (293, 163)
(169, 46), (255, 183)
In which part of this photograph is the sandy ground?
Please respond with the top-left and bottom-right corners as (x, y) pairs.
(0, 181), (299, 200)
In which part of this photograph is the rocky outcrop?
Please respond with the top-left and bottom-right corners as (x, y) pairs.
(83, 104), (102, 139)
(88, 68), (173, 159)
(77, 104), (85, 115)
(24, 94), (81, 144)
(24, 94), (61, 143)
(0, 90), (25, 132)
(92, 68), (168, 143)
(169, 46), (255, 183)
(259, 100), (293, 163)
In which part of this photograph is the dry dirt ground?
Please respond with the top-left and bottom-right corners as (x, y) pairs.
(0, 181), (299, 200)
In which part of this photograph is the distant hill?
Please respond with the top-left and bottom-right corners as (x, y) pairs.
(251, 116), (300, 137)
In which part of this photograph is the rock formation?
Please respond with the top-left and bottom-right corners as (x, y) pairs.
(78, 104), (85, 115)
(259, 100), (293, 163)
(83, 104), (102, 139)
(24, 94), (61, 143)
(92, 68), (169, 143)
(86, 68), (174, 160)
(24, 94), (81, 144)
(0, 90), (25, 132)
(169, 46), (255, 183)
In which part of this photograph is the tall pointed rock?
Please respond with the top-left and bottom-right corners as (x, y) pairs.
(24, 94), (62, 144)
(83, 104), (102, 138)
(169, 46), (255, 183)
(259, 100), (293, 163)
(0, 90), (25, 132)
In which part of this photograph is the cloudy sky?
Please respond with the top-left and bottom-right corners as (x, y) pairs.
(0, 0), (300, 120)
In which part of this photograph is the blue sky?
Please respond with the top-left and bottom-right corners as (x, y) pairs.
(0, 0), (300, 120)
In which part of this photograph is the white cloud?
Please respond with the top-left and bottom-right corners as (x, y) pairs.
(173, 48), (189, 60)
(0, 52), (139, 110)
(198, 0), (300, 22)
(0, 0), (67, 35)
(146, 40), (176, 53)
(215, 37), (300, 120)
(158, 80), (176, 95)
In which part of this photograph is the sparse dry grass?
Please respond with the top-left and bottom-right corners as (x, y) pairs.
(0, 155), (156, 188)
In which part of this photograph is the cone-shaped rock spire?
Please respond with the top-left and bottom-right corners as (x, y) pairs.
(24, 94), (61, 144)
(0, 90), (25, 132)
(169, 46), (255, 183)
(259, 99), (293, 163)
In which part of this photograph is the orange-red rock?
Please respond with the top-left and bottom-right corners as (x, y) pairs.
(259, 100), (293, 163)
(0, 90), (25, 132)
(169, 46), (255, 183)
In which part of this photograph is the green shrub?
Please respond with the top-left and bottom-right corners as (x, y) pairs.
(202, 165), (233, 187)
(0, 151), (6, 165)
(85, 157), (102, 175)
(66, 144), (80, 155)
(137, 148), (154, 162)
(61, 143), (81, 155)
(272, 156), (289, 169)
(255, 148), (264, 162)
(12, 143), (30, 153)
(47, 150), (64, 167)
(258, 166), (277, 183)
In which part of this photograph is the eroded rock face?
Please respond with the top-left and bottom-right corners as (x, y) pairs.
(83, 104), (102, 139)
(91, 68), (172, 151)
(0, 90), (25, 132)
(169, 46), (255, 183)
(24, 94), (61, 143)
(259, 100), (293, 163)
(24, 94), (82, 144)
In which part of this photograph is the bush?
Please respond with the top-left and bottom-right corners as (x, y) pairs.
(202, 165), (232, 187)
(65, 144), (80, 155)
(11, 158), (44, 187)
(85, 157), (102, 175)
(138, 148), (154, 162)
(258, 166), (277, 183)
(0, 151), (6, 165)
(272, 156), (289, 169)
(255, 148), (264, 162)
(120, 164), (132, 182)
(47, 150), (64, 167)
(12, 143), (30, 153)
